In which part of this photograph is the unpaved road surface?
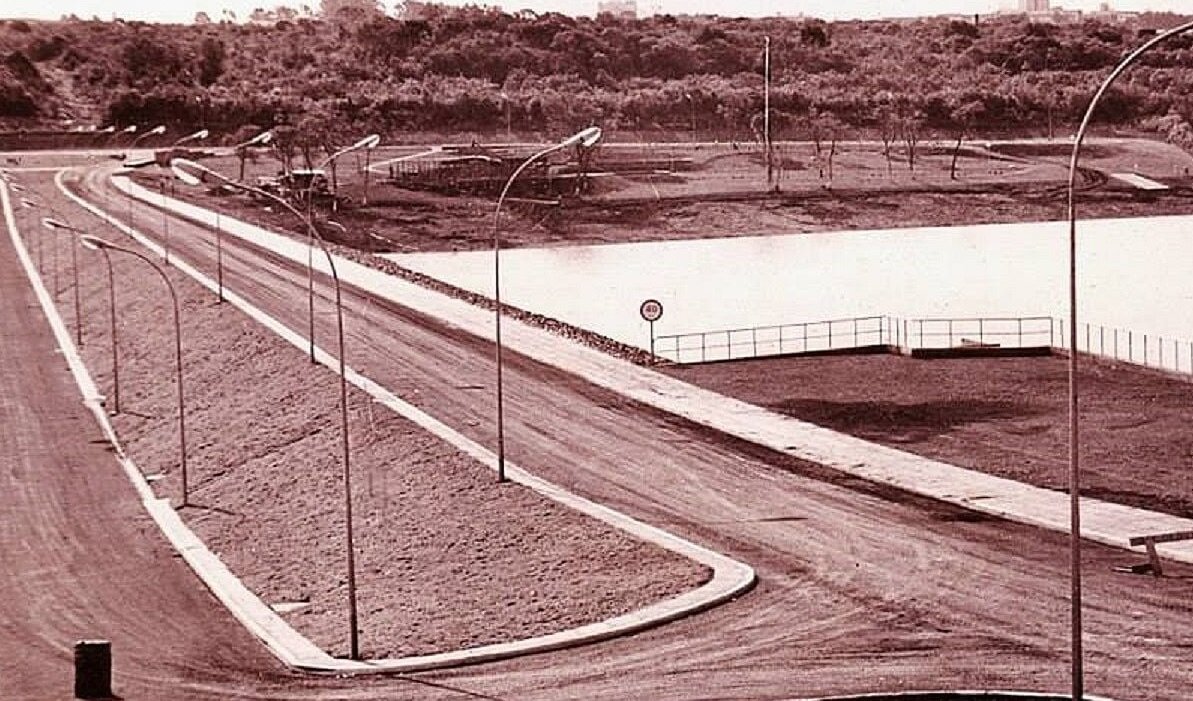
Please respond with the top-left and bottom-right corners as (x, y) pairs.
(3, 154), (1191, 700)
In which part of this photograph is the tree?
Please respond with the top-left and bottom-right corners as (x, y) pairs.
(198, 38), (225, 86)
(948, 98), (985, 180)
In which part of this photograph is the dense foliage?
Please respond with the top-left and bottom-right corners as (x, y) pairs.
(1, 6), (1192, 145)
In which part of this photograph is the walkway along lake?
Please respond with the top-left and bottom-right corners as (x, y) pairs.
(387, 214), (1193, 365)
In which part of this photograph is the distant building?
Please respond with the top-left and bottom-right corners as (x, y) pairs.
(1019, 0), (1049, 11)
(597, 0), (637, 19)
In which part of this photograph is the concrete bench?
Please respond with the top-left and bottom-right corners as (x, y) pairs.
(1127, 529), (1193, 576)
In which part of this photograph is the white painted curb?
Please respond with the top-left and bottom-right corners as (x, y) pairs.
(112, 172), (1193, 570)
(45, 171), (755, 673)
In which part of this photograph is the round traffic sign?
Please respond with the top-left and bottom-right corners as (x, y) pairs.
(639, 298), (663, 322)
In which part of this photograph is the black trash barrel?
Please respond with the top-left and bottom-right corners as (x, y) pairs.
(74, 640), (112, 699)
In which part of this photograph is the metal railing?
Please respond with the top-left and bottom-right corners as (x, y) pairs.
(1054, 319), (1193, 377)
(654, 315), (894, 364)
(904, 316), (1055, 350)
(652, 314), (1193, 374)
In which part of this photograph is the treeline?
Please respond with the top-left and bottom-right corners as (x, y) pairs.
(2, 7), (1193, 146)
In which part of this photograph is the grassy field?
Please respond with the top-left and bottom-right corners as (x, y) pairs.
(137, 135), (1193, 255)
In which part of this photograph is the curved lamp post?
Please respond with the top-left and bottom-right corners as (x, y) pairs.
(78, 234), (187, 506)
(85, 240), (121, 413)
(1065, 19), (1193, 701)
(172, 129), (209, 148)
(492, 126), (601, 482)
(303, 134), (380, 363)
(170, 157), (360, 660)
(17, 197), (45, 271)
(42, 218), (86, 347)
(233, 129), (273, 181)
(131, 124), (166, 149)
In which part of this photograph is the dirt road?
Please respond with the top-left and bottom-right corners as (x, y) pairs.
(5, 156), (1190, 699)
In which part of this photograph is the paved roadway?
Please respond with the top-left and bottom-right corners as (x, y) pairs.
(3, 156), (1191, 699)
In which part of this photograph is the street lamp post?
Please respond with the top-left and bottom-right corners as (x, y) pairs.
(171, 157), (361, 660)
(131, 124), (166, 150)
(1065, 20), (1193, 701)
(160, 180), (172, 265)
(172, 129), (209, 148)
(234, 129), (273, 182)
(91, 245), (121, 414)
(492, 126), (601, 482)
(42, 218), (86, 347)
(17, 198), (44, 272)
(78, 234), (187, 506)
(303, 134), (380, 363)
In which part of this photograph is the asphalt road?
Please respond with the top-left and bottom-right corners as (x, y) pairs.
(3, 154), (1191, 700)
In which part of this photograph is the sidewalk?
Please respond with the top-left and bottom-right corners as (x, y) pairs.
(120, 176), (1193, 567)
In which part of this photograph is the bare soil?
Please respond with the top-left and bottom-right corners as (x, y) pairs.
(662, 352), (1193, 519)
(168, 137), (1193, 254)
(18, 194), (708, 661)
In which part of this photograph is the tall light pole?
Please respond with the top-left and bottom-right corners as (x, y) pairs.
(160, 180), (173, 265)
(78, 234), (188, 506)
(492, 126), (601, 482)
(172, 129), (209, 148)
(764, 36), (773, 189)
(17, 197), (44, 272)
(89, 243), (121, 414)
(171, 157), (361, 660)
(41, 218), (86, 347)
(234, 129), (274, 181)
(1065, 20), (1193, 701)
(130, 124), (167, 158)
(304, 134), (380, 363)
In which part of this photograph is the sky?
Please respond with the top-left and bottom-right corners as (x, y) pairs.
(1, 0), (1187, 24)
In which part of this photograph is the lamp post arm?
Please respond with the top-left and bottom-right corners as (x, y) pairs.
(493, 142), (568, 230)
(92, 240), (187, 505)
(1064, 19), (1193, 701)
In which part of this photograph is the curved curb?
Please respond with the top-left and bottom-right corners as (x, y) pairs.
(46, 171), (756, 674)
(790, 692), (1118, 701)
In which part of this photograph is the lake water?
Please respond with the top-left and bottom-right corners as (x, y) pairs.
(386, 215), (1193, 366)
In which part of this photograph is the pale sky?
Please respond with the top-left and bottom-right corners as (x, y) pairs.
(1, 0), (1187, 24)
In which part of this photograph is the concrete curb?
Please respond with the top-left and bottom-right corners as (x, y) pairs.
(50, 171), (755, 674)
(789, 692), (1117, 701)
(113, 173), (1193, 569)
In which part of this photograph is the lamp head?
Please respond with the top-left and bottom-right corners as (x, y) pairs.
(20, 198), (36, 209)
(354, 134), (381, 150)
(122, 125), (138, 133)
(79, 234), (106, 251)
(42, 217), (69, 231)
(99, 125), (116, 133)
(244, 130), (273, 147)
(148, 124), (167, 135)
(191, 129), (210, 141)
(562, 126), (602, 149)
(9, 182), (25, 192)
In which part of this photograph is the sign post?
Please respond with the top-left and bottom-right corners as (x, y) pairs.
(639, 298), (663, 361)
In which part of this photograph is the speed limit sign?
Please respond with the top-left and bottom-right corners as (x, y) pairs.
(640, 299), (663, 360)
(639, 299), (663, 322)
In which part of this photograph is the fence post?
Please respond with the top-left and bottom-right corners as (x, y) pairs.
(1100, 325), (1105, 356)
(752, 328), (758, 358)
(803, 322), (808, 353)
(948, 319), (954, 348)
(904, 319), (909, 351)
(701, 332), (706, 363)
(853, 318), (858, 347)
(1129, 331), (1133, 362)
(778, 325), (784, 355)
(1160, 337), (1164, 368)
(676, 335), (681, 363)
(828, 322), (833, 349)
(979, 318), (985, 345)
